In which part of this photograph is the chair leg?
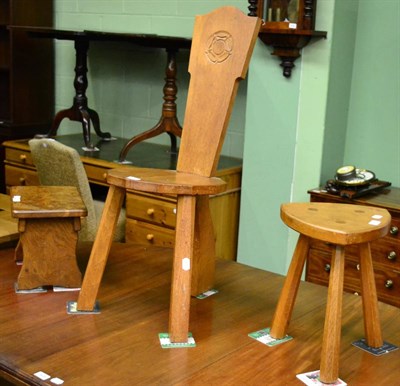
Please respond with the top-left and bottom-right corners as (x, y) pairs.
(359, 242), (383, 348)
(169, 195), (196, 343)
(320, 245), (345, 384)
(76, 185), (125, 311)
(270, 234), (310, 339)
(191, 196), (215, 296)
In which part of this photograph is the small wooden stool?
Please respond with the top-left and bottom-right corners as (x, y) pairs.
(10, 186), (87, 290)
(270, 202), (391, 384)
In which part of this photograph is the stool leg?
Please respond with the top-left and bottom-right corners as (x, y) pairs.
(270, 234), (309, 339)
(359, 242), (383, 348)
(320, 245), (345, 384)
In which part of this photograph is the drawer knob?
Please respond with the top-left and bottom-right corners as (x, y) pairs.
(387, 251), (397, 261)
(385, 279), (394, 289)
(147, 208), (155, 216)
(390, 226), (399, 236)
(19, 154), (27, 162)
(19, 177), (26, 185)
(103, 173), (107, 180)
(146, 234), (154, 241)
(324, 264), (331, 272)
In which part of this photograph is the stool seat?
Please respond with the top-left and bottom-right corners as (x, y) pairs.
(270, 202), (391, 384)
(281, 202), (391, 245)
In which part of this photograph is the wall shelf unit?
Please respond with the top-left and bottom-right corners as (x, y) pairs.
(248, 0), (327, 77)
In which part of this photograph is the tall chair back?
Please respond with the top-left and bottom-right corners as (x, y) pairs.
(177, 7), (259, 177)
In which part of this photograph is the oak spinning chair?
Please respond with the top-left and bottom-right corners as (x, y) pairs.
(73, 6), (261, 343)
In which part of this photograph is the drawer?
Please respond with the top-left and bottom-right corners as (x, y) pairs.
(311, 239), (400, 270)
(84, 164), (140, 186)
(5, 165), (39, 188)
(387, 216), (400, 242)
(306, 248), (400, 307)
(84, 164), (111, 185)
(5, 148), (35, 167)
(372, 269), (400, 307)
(126, 192), (176, 228)
(125, 218), (174, 248)
(306, 248), (361, 293)
(369, 237), (400, 269)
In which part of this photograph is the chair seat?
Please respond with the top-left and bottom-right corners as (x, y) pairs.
(281, 202), (391, 245)
(107, 167), (227, 196)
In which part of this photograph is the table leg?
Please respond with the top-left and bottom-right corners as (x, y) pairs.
(45, 38), (111, 150)
(118, 48), (183, 162)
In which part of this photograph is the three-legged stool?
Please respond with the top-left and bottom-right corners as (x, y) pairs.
(270, 202), (391, 384)
(11, 186), (87, 290)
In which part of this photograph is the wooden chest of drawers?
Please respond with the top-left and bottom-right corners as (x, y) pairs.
(307, 187), (400, 307)
(3, 135), (242, 261)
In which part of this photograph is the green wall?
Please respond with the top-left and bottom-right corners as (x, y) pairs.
(54, 1), (400, 274)
(344, 1), (400, 186)
(321, 0), (359, 183)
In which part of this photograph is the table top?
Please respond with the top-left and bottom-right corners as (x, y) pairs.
(0, 242), (399, 385)
(10, 186), (87, 219)
(4, 134), (242, 174)
(10, 26), (192, 49)
(0, 193), (18, 245)
(309, 186), (400, 214)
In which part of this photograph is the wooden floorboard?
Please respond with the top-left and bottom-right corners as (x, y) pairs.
(0, 242), (399, 385)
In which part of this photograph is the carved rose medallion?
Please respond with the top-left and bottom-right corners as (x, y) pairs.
(205, 31), (233, 64)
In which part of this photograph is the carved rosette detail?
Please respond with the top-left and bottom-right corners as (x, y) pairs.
(205, 31), (233, 64)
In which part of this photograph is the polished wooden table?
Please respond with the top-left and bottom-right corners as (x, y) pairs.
(0, 243), (399, 385)
(0, 193), (18, 247)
